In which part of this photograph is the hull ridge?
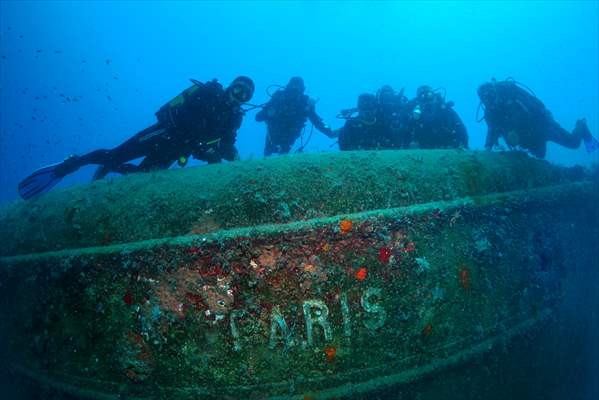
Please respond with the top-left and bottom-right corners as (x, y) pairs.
(1, 150), (597, 399)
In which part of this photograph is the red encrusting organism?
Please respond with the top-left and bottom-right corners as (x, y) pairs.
(197, 264), (223, 277)
(402, 241), (416, 253)
(186, 247), (201, 255)
(339, 219), (353, 233)
(459, 266), (471, 290)
(185, 292), (204, 310)
(123, 292), (133, 305)
(324, 346), (337, 362)
(355, 267), (368, 281)
(379, 247), (391, 263)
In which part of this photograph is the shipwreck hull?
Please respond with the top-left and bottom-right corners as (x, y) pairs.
(0, 150), (597, 399)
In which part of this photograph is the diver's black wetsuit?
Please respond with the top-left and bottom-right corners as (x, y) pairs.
(377, 88), (412, 149)
(337, 92), (402, 151)
(479, 80), (593, 158)
(406, 90), (468, 149)
(338, 117), (400, 151)
(56, 79), (243, 179)
(256, 87), (332, 156)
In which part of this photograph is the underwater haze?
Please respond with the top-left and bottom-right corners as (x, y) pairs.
(0, 0), (598, 204)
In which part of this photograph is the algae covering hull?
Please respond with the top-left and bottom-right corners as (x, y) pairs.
(0, 150), (597, 399)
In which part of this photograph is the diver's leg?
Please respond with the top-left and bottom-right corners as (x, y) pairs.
(264, 130), (276, 157)
(546, 120), (584, 149)
(54, 149), (111, 178)
(449, 110), (469, 148)
(57, 123), (167, 177)
(278, 131), (300, 154)
(87, 123), (171, 180)
(264, 129), (298, 155)
(264, 141), (274, 157)
(83, 124), (166, 165)
(95, 123), (168, 166)
(281, 142), (294, 154)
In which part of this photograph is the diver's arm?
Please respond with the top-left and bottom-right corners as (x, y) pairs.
(484, 125), (500, 149)
(215, 127), (238, 161)
(328, 128), (340, 139)
(218, 117), (241, 162)
(307, 103), (334, 138)
(219, 141), (239, 162)
(256, 95), (279, 122)
(255, 106), (268, 122)
(448, 109), (469, 148)
(219, 109), (244, 161)
(203, 151), (222, 164)
(457, 122), (469, 148)
(220, 147), (239, 162)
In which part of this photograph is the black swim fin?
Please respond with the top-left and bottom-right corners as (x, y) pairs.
(18, 162), (64, 200)
(584, 136), (599, 153)
(576, 119), (599, 153)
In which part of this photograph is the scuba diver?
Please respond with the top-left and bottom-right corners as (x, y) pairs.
(337, 93), (401, 151)
(255, 77), (335, 156)
(477, 78), (598, 158)
(376, 85), (411, 148)
(406, 85), (468, 149)
(18, 76), (255, 200)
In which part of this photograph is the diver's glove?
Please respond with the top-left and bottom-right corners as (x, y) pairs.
(322, 124), (338, 138)
(329, 128), (341, 139)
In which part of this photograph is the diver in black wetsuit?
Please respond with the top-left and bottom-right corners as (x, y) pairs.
(406, 85), (468, 149)
(337, 93), (401, 151)
(376, 85), (411, 148)
(478, 78), (598, 158)
(18, 76), (255, 199)
(255, 77), (335, 156)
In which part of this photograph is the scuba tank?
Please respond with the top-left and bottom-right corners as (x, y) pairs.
(155, 80), (202, 128)
(155, 79), (222, 129)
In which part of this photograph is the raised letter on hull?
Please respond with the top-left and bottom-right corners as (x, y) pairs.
(303, 300), (332, 347)
(269, 306), (294, 349)
(361, 288), (386, 330)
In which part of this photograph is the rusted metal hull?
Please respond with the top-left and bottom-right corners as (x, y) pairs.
(0, 150), (597, 399)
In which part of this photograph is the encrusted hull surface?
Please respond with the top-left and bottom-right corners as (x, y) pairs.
(1, 150), (597, 399)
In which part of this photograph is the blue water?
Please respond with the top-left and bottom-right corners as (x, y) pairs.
(0, 1), (598, 204)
